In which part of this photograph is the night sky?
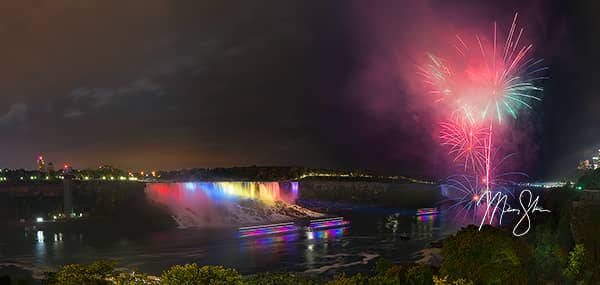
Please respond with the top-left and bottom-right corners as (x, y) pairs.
(0, 1), (597, 180)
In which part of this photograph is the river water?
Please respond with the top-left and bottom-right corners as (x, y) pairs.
(0, 182), (461, 282)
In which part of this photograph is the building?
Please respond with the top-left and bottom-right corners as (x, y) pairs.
(37, 155), (46, 172)
(578, 148), (600, 170)
(47, 162), (55, 172)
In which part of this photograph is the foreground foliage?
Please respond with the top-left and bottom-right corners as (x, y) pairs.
(440, 225), (530, 284)
(161, 264), (243, 285)
(36, 259), (441, 285)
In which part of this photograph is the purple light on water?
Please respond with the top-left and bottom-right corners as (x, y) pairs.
(312, 227), (346, 239)
(253, 233), (299, 245)
(416, 213), (437, 223)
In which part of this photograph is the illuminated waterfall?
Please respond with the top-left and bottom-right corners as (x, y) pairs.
(145, 181), (319, 228)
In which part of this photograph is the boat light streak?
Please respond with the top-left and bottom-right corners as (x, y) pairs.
(415, 208), (439, 216)
(239, 222), (299, 238)
(308, 217), (350, 230)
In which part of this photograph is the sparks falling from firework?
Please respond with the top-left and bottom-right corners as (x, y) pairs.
(440, 119), (489, 173)
(445, 174), (484, 222)
(420, 13), (546, 219)
(444, 154), (526, 223)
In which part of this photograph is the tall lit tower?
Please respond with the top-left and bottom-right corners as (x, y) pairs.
(63, 163), (74, 217)
(37, 155), (46, 172)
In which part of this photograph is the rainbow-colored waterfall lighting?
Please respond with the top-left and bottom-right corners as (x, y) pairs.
(415, 208), (439, 216)
(145, 182), (299, 228)
(238, 222), (300, 238)
(308, 217), (350, 230)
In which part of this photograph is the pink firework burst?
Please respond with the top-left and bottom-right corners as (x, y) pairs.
(418, 12), (546, 124)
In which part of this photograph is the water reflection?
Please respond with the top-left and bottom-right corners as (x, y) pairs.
(411, 213), (438, 239)
(242, 227), (347, 247)
(35, 231), (45, 261)
(247, 233), (300, 246)
(382, 212), (440, 240)
(415, 214), (437, 223)
(306, 228), (346, 240)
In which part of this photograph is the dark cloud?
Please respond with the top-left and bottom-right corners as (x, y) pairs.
(64, 110), (84, 118)
(0, 0), (339, 170)
(0, 103), (27, 127)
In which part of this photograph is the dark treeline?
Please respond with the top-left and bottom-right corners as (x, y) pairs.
(0, 166), (432, 183)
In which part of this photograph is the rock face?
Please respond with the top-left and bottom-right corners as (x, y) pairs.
(170, 200), (323, 228)
(416, 247), (443, 268)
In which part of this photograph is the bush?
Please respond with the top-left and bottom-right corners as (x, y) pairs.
(160, 264), (243, 285)
(432, 276), (474, 285)
(404, 264), (434, 285)
(42, 260), (116, 285)
(439, 225), (528, 284)
(564, 243), (586, 281)
(324, 273), (368, 285)
(373, 258), (395, 275)
(244, 272), (321, 285)
(113, 272), (160, 285)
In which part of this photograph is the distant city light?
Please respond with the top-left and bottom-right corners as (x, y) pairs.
(36, 217), (44, 223)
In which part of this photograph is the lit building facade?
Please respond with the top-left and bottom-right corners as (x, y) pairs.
(37, 155), (46, 172)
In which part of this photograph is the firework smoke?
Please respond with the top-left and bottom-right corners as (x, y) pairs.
(420, 13), (546, 220)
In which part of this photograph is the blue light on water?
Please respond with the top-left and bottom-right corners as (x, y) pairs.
(310, 228), (345, 240)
